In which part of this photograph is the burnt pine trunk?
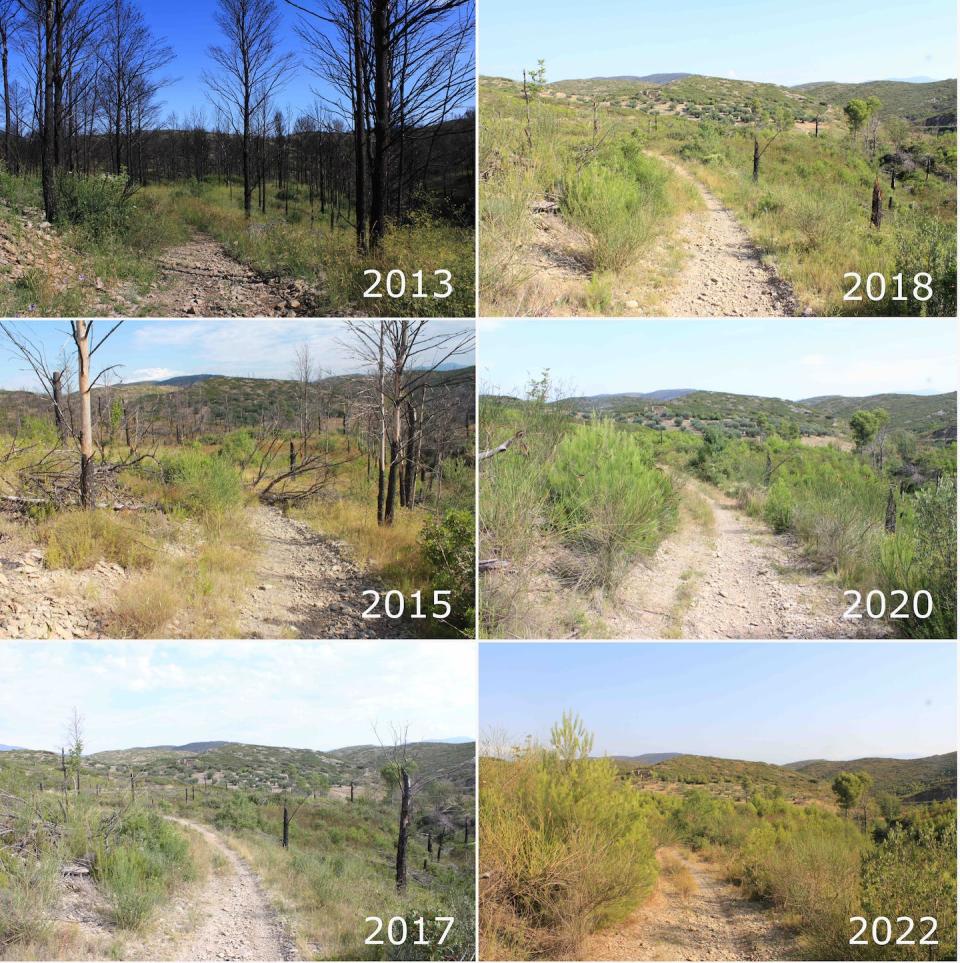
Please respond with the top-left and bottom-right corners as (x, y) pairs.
(282, 806), (289, 848)
(1, 25), (11, 173)
(885, 487), (897, 533)
(351, 0), (367, 252)
(41, 0), (57, 221)
(51, 370), (67, 444)
(394, 769), (411, 892)
(871, 178), (883, 228)
(376, 325), (386, 524)
(752, 138), (760, 182)
(369, 0), (390, 247)
(74, 322), (95, 507)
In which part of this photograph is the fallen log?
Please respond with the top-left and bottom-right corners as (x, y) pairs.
(479, 559), (511, 573)
(477, 430), (526, 462)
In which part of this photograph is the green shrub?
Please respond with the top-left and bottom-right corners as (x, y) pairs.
(419, 509), (475, 635)
(213, 794), (261, 832)
(480, 714), (657, 959)
(546, 420), (676, 588)
(56, 172), (133, 237)
(158, 449), (245, 519)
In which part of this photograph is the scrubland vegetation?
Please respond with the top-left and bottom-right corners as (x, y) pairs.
(479, 376), (956, 638)
(480, 69), (957, 315)
(480, 79), (700, 315)
(0, 321), (476, 639)
(1, 735), (475, 960)
(0, 170), (475, 318)
(480, 715), (957, 961)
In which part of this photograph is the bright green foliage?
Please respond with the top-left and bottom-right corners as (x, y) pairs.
(832, 771), (874, 816)
(212, 793), (262, 832)
(546, 419), (677, 588)
(879, 477), (957, 639)
(844, 99), (873, 136)
(419, 509), (475, 635)
(158, 449), (245, 519)
(480, 715), (658, 958)
(56, 172), (133, 238)
(857, 823), (957, 961)
(562, 142), (671, 271)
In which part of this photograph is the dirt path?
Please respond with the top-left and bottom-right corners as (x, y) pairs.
(239, 505), (411, 639)
(586, 847), (794, 961)
(142, 817), (297, 962)
(606, 476), (890, 640)
(133, 232), (315, 318)
(655, 156), (798, 317)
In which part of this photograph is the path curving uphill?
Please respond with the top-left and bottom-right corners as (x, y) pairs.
(655, 156), (798, 317)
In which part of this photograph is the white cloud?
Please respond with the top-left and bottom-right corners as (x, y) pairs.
(0, 642), (478, 753)
(128, 367), (182, 382)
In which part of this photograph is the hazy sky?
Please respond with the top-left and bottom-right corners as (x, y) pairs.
(480, 0), (957, 85)
(480, 643), (957, 764)
(0, 320), (475, 391)
(478, 319), (957, 400)
(0, 642), (477, 754)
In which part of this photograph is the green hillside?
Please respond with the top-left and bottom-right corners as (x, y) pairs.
(786, 751), (957, 798)
(795, 79), (957, 126)
(802, 392), (957, 435)
(559, 389), (957, 440)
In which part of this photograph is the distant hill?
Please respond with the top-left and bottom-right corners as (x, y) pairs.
(81, 739), (476, 794)
(614, 752), (683, 764)
(802, 392), (957, 436)
(556, 388), (956, 441)
(793, 79), (957, 126)
(785, 752), (957, 799)
(625, 751), (957, 804)
(0, 744), (25, 751)
(500, 71), (956, 128)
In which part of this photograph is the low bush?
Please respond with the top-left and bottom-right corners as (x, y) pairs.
(419, 509), (475, 635)
(158, 449), (245, 520)
(41, 509), (155, 571)
(546, 420), (676, 589)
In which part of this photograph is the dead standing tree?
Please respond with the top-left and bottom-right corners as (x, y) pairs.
(344, 320), (474, 525)
(205, 0), (294, 218)
(378, 724), (472, 893)
(296, 0), (474, 251)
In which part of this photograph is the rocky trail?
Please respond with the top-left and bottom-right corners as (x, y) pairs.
(139, 818), (297, 961)
(606, 476), (891, 640)
(132, 233), (317, 318)
(586, 847), (794, 961)
(238, 505), (412, 639)
(655, 156), (799, 317)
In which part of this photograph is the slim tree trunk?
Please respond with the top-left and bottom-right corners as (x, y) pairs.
(74, 322), (94, 507)
(51, 369), (66, 444)
(871, 178), (883, 228)
(752, 138), (760, 182)
(370, 0), (389, 247)
(394, 769), (411, 892)
(351, 0), (367, 251)
(41, 0), (57, 221)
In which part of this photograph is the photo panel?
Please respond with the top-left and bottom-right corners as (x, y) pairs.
(478, 640), (958, 961)
(0, 319), (477, 641)
(478, 318), (957, 640)
(478, 0), (958, 317)
(0, 0), (476, 318)
(0, 640), (478, 961)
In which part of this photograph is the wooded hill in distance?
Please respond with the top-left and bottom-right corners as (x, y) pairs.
(623, 750), (957, 803)
(538, 74), (957, 129)
(557, 388), (957, 440)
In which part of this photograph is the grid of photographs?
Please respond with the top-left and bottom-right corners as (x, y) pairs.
(0, 0), (957, 961)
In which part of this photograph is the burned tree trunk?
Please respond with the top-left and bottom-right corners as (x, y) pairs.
(51, 370), (67, 444)
(885, 488), (897, 533)
(752, 138), (760, 182)
(282, 806), (289, 848)
(871, 178), (883, 228)
(394, 768), (411, 892)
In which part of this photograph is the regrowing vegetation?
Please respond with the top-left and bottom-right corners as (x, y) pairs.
(0, 713), (475, 960)
(480, 713), (957, 961)
(0, 0), (475, 317)
(0, 321), (476, 639)
(479, 375), (956, 639)
(480, 64), (957, 316)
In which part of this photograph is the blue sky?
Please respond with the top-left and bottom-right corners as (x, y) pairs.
(479, 0), (957, 85)
(480, 643), (957, 763)
(0, 642), (477, 753)
(478, 319), (957, 400)
(0, 320), (475, 391)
